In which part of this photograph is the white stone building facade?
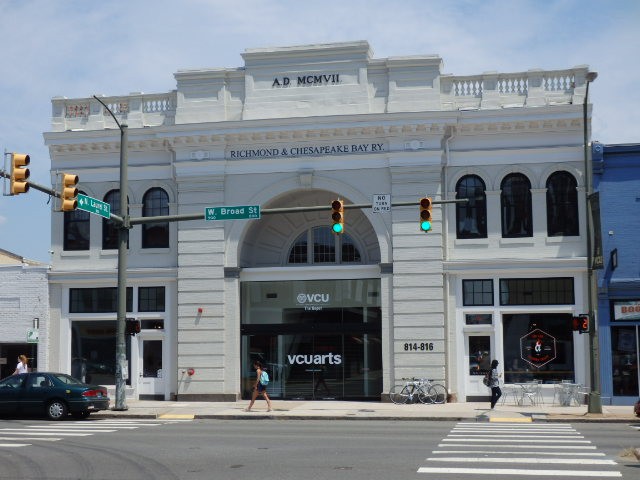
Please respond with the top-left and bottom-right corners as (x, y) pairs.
(44, 41), (595, 402)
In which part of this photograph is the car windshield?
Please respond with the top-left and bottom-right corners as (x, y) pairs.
(0, 375), (26, 388)
(51, 373), (85, 385)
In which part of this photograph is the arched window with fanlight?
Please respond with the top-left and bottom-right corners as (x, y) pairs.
(142, 188), (169, 248)
(63, 191), (90, 251)
(102, 190), (129, 250)
(455, 175), (487, 239)
(546, 171), (579, 237)
(287, 226), (362, 265)
(501, 173), (532, 238)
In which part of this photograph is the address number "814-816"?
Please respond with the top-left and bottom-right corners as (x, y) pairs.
(404, 342), (434, 351)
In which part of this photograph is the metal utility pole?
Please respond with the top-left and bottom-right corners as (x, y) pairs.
(582, 72), (601, 414)
(94, 96), (129, 411)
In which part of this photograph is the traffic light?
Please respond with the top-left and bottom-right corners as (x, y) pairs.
(125, 318), (141, 336)
(9, 153), (30, 195)
(61, 173), (79, 211)
(419, 197), (432, 232)
(572, 315), (589, 334)
(331, 199), (344, 234)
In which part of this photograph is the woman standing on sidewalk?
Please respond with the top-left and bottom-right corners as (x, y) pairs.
(244, 360), (272, 412)
(489, 359), (502, 409)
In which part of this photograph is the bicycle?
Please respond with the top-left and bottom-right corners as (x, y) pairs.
(389, 378), (447, 404)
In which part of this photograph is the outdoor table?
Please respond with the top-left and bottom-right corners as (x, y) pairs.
(556, 382), (580, 406)
(513, 382), (542, 405)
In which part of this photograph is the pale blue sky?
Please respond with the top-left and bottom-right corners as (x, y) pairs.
(1, 0), (638, 263)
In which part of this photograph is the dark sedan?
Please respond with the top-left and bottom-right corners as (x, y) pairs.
(0, 372), (110, 420)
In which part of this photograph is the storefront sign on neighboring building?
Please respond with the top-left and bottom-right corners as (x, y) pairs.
(613, 300), (640, 321)
(520, 328), (556, 368)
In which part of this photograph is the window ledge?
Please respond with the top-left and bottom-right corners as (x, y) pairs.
(140, 248), (171, 254)
(99, 250), (119, 258)
(60, 250), (91, 258)
(546, 235), (581, 245)
(499, 237), (535, 246)
(454, 238), (490, 247)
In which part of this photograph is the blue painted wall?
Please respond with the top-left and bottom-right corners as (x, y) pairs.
(592, 141), (640, 405)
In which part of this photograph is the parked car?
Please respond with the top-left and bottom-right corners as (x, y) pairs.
(634, 398), (640, 417)
(0, 372), (110, 420)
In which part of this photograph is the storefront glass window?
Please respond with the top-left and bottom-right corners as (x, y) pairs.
(71, 320), (131, 386)
(241, 279), (382, 400)
(611, 326), (639, 397)
(502, 313), (574, 383)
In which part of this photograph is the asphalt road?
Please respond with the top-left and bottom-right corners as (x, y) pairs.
(0, 418), (638, 480)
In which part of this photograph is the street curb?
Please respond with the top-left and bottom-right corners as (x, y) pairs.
(91, 412), (640, 423)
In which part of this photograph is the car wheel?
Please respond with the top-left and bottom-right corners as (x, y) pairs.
(72, 411), (90, 419)
(47, 400), (68, 420)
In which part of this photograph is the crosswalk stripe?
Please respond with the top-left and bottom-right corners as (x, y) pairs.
(438, 443), (597, 449)
(433, 449), (605, 456)
(457, 422), (573, 427)
(442, 438), (591, 443)
(0, 437), (61, 442)
(448, 433), (583, 438)
(452, 428), (576, 432)
(426, 456), (617, 465)
(23, 428), (117, 433)
(0, 431), (91, 437)
(417, 467), (621, 477)
(0, 443), (31, 447)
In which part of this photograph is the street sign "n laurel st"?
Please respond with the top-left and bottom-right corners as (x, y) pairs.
(204, 205), (261, 221)
(77, 194), (111, 219)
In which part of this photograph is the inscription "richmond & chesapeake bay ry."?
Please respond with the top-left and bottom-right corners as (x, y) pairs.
(230, 142), (384, 159)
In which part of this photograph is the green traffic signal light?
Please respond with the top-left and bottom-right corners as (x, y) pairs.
(332, 222), (344, 234)
(419, 197), (433, 233)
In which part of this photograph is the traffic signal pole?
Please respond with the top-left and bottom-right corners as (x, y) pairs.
(92, 96), (130, 411)
(115, 123), (129, 411)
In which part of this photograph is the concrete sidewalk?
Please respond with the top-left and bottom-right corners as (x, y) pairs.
(92, 399), (639, 423)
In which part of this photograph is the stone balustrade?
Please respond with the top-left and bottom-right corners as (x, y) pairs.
(49, 66), (591, 132)
(51, 91), (177, 132)
(440, 66), (590, 110)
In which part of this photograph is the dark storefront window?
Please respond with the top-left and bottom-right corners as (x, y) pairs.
(241, 279), (382, 400)
(610, 326), (639, 397)
(69, 287), (133, 313)
(463, 279), (493, 306)
(71, 320), (131, 386)
(138, 287), (165, 312)
(502, 313), (574, 383)
(63, 201), (90, 251)
(500, 278), (574, 306)
(546, 171), (579, 237)
(456, 174), (487, 239)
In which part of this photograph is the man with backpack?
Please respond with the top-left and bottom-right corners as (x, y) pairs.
(244, 360), (273, 412)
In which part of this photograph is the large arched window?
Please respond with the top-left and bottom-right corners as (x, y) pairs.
(102, 190), (128, 250)
(142, 188), (169, 248)
(501, 173), (532, 238)
(287, 227), (361, 264)
(546, 171), (579, 237)
(455, 175), (487, 239)
(63, 191), (90, 251)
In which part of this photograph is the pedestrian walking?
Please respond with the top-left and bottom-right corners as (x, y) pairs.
(244, 360), (272, 412)
(489, 359), (502, 409)
(13, 355), (29, 375)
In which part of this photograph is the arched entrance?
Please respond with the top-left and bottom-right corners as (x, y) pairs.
(238, 189), (383, 400)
